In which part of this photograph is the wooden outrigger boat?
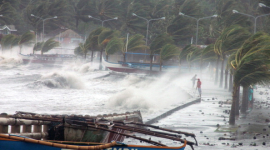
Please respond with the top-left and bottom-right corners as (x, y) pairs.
(19, 53), (76, 64)
(0, 111), (197, 150)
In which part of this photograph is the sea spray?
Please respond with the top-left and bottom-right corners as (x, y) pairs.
(41, 71), (85, 89)
(107, 74), (190, 113)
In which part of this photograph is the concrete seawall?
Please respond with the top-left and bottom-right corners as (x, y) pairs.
(145, 98), (201, 125)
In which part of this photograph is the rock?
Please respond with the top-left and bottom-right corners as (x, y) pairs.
(200, 131), (203, 133)
(263, 142), (266, 145)
(253, 136), (256, 139)
(217, 124), (220, 127)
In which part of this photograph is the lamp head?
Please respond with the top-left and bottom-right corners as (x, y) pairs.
(0, 15), (3, 17)
(88, 15), (92, 18)
(132, 13), (137, 16)
(179, 12), (185, 16)
(31, 14), (34, 17)
(114, 17), (118, 20)
(54, 16), (57, 18)
(160, 17), (165, 20)
(232, 10), (238, 14)
(259, 3), (266, 7)
(212, 14), (218, 17)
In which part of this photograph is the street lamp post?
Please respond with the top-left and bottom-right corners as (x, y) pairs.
(259, 3), (270, 9)
(132, 13), (165, 46)
(232, 9), (270, 34)
(179, 12), (217, 46)
(31, 14), (57, 41)
(88, 16), (118, 27)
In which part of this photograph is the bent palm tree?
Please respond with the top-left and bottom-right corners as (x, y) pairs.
(105, 37), (123, 61)
(33, 38), (59, 55)
(229, 32), (270, 125)
(121, 34), (148, 62)
(98, 28), (119, 69)
(159, 44), (180, 71)
(214, 25), (250, 88)
(150, 33), (174, 71)
(18, 31), (35, 53)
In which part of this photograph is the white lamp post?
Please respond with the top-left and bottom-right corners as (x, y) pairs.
(232, 9), (270, 34)
(132, 13), (165, 46)
(88, 15), (118, 27)
(259, 3), (270, 9)
(31, 14), (57, 41)
(179, 12), (217, 46)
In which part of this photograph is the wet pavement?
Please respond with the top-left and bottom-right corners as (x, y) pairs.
(127, 75), (270, 150)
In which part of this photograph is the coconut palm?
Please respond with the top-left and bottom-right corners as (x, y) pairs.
(33, 42), (43, 54)
(150, 33), (174, 71)
(159, 44), (180, 71)
(186, 46), (202, 71)
(97, 28), (119, 69)
(33, 38), (59, 55)
(179, 44), (195, 72)
(18, 31), (35, 53)
(105, 37), (123, 61)
(86, 27), (105, 62)
(229, 32), (270, 125)
(1, 34), (16, 51)
(213, 25), (250, 87)
(121, 34), (148, 62)
(200, 44), (217, 75)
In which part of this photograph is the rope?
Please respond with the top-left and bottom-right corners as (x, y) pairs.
(0, 134), (116, 150)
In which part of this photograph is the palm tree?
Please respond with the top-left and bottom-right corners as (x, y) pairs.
(1, 34), (16, 51)
(33, 38), (59, 55)
(97, 28), (119, 69)
(229, 32), (270, 125)
(18, 31), (35, 53)
(86, 27), (105, 62)
(213, 25), (250, 87)
(105, 37), (123, 61)
(121, 34), (148, 62)
(33, 42), (43, 54)
(179, 44), (196, 72)
(150, 33), (173, 71)
(159, 44), (180, 71)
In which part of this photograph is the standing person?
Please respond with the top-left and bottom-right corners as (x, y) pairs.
(191, 74), (197, 88)
(196, 78), (202, 97)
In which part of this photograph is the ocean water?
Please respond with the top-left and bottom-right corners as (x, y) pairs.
(0, 52), (191, 121)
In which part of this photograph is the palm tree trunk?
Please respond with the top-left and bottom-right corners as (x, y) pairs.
(229, 83), (239, 125)
(241, 86), (249, 113)
(84, 52), (87, 59)
(150, 55), (153, 71)
(224, 68), (228, 89)
(215, 56), (220, 85)
(99, 50), (103, 70)
(235, 85), (240, 116)
(229, 70), (233, 92)
(106, 54), (108, 61)
(91, 51), (94, 62)
(19, 45), (22, 53)
(219, 57), (224, 88)
(160, 61), (162, 71)
(123, 53), (126, 63)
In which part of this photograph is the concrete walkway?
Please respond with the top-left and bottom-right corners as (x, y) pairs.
(154, 74), (270, 149)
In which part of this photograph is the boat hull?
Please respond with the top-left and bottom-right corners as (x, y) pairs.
(103, 58), (179, 75)
(0, 139), (186, 150)
(19, 53), (76, 64)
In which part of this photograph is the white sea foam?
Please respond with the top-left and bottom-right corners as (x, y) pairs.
(41, 71), (85, 89)
(107, 74), (190, 113)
